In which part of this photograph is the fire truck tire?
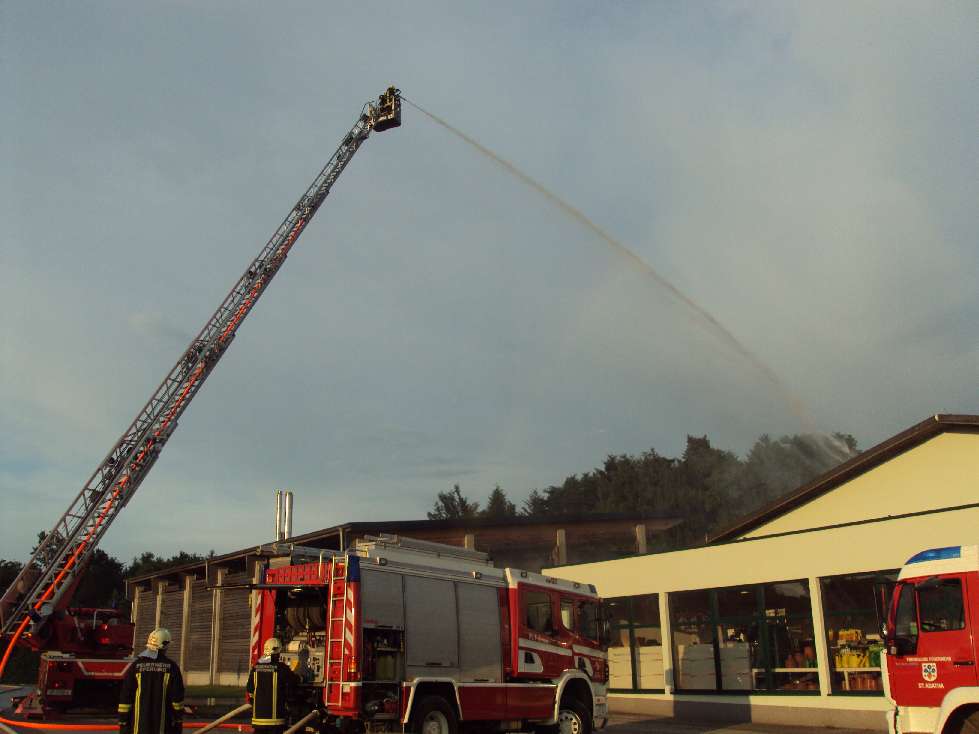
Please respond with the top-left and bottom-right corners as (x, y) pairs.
(540, 698), (591, 734)
(950, 709), (979, 734)
(412, 695), (458, 734)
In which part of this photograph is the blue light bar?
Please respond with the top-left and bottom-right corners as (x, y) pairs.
(906, 546), (961, 564)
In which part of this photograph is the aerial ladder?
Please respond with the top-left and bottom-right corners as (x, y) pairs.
(0, 87), (402, 707)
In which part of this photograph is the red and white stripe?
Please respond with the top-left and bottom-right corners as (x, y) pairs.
(250, 590), (263, 663)
(343, 584), (355, 659)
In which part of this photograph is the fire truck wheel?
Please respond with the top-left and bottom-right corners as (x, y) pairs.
(413, 695), (458, 734)
(556, 699), (591, 734)
(951, 709), (979, 734)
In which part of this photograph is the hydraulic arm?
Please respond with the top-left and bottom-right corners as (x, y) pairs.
(0, 87), (401, 648)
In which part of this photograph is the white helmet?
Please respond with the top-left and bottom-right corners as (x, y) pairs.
(263, 637), (283, 656)
(147, 628), (172, 651)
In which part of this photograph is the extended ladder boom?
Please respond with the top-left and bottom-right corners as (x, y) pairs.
(0, 87), (402, 639)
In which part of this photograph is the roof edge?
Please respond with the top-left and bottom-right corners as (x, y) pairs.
(707, 413), (979, 544)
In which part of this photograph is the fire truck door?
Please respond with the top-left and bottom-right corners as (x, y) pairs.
(889, 574), (977, 708)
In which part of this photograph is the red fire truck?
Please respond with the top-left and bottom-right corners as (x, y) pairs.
(247, 534), (609, 734)
(884, 545), (979, 734)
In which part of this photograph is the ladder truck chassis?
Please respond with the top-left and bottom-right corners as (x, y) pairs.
(245, 535), (609, 734)
(0, 87), (402, 717)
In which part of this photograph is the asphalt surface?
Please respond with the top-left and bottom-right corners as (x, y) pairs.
(603, 713), (878, 734)
(0, 690), (878, 734)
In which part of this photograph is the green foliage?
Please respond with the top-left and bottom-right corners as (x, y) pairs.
(482, 486), (517, 518)
(428, 484), (481, 520)
(0, 559), (21, 593)
(126, 550), (207, 578)
(0, 644), (39, 684)
(499, 430), (859, 550)
(74, 549), (127, 610)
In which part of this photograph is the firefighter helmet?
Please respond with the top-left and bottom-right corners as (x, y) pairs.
(263, 638), (282, 656)
(147, 627), (171, 650)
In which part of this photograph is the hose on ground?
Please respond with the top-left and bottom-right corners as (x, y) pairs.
(190, 703), (253, 734)
(283, 709), (321, 734)
(0, 709), (252, 732)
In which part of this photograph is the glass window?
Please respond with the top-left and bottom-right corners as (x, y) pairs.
(919, 579), (965, 632)
(894, 584), (918, 639)
(766, 581), (813, 616)
(714, 585), (756, 691)
(604, 597), (635, 691)
(604, 597), (630, 628)
(670, 590), (715, 691)
(821, 571), (896, 694)
(525, 590), (553, 634)
(710, 580), (818, 692)
(716, 586), (757, 618)
(560, 599), (574, 631)
(605, 594), (662, 692)
(579, 601), (600, 642)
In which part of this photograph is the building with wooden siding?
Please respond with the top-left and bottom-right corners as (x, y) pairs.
(127, 512), (679, 686)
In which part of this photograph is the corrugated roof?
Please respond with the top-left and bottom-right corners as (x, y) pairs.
(707, 414), (979, 544)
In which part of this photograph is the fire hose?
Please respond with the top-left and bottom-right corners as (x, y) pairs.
(0, 703), (253, 732)
(189, 702), (253, 734)
(283, 709), (321, 734)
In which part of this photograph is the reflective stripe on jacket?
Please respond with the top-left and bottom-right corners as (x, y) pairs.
(246, 658), (296, 726)
(118, 651), (184, 734)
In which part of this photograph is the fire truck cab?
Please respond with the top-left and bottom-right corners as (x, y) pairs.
(251, 535), (608, 734)
(885, 545), (979, 734)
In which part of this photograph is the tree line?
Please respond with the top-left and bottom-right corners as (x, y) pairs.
(2, 430), (858, 609)
(429, 431), (858, 550)
(0, 543), (215, 613)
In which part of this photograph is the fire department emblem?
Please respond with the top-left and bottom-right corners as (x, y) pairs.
(922, 663), (938, 682)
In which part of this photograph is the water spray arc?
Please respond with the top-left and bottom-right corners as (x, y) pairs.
(401, 96), (814, 430)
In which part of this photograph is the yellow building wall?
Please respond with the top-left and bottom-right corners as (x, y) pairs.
(548, 504), (979, 596)
(742, 431), (979, 539)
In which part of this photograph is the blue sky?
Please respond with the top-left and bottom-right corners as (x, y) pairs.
(1, 2), (976, 563)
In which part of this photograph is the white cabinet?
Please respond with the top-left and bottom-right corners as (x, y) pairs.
(608, 647), (633, 689)
(637, 645), (664, 689)
(676, 644), (716, 690)
(609, 645), (666, 689)
(718, 642), (751, 690)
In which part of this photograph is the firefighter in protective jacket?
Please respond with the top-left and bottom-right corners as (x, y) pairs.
(247, 637), (298, 732)
(118, 627), (184, 734)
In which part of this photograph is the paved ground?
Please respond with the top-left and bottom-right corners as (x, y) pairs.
(0, 696), (880, 734)
(603, 713), (878, 734)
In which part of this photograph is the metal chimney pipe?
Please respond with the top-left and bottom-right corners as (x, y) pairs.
(274, 489), (283, 541)
(284, 491), (294, 539)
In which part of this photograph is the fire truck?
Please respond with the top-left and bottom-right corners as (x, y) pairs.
(247, 534), (609, 734)
(0, 86), (402, 715)
(884, 545), (979, 734)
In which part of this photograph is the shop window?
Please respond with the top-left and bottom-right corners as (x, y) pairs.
(710, 580), (818, 692)
(714, 586), (757, 691)
(821, 571), (897, 694)
(670, 590), (715, 691)
(918, 579), (965, 632)
(606, 594), (663, 691)
(525, 590), (554, 634)
(604, 597), (634, 691)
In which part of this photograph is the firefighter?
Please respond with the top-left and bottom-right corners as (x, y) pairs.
(118, 627), (184, 734)
(246, 637), (298, 733)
